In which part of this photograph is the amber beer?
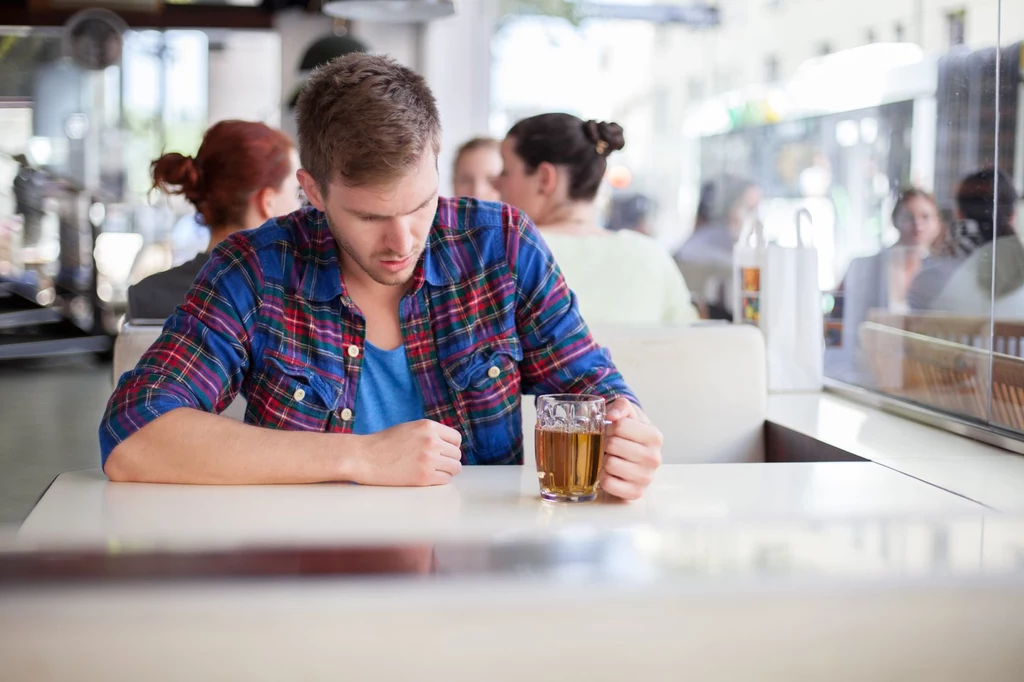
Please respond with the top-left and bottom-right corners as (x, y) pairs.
(535, 428), (603, 501)
(534, 394), (606, 502)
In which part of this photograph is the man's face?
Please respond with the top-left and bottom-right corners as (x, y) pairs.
(300, 153), (439, 288)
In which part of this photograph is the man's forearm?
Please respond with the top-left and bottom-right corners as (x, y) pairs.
(103, 408), (362, 485)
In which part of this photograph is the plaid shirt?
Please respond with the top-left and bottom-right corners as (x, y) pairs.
(100, 198), (636, 467)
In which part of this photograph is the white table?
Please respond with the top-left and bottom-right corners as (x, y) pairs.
(18, 462), (984, 548)
(8, 463), (1024, 682)
(768, 393), (1024, 512)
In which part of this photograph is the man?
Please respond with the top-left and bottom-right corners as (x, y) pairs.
(100, 54), (662, 500)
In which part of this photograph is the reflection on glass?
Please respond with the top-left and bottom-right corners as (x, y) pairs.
(489, 0), (1022, 435)
(817, 34), (1023, 435)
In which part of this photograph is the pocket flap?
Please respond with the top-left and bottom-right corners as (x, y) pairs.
(266, 353), (343, 411)
(441, 334), (523, 391)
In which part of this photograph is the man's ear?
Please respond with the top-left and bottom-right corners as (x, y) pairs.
(297, 169), (326, 212)
(536, 161), (559, 197)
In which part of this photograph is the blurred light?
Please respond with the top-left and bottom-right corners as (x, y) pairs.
(788, 43), (925, 114)
(835, 119), (860, 147)
(322, 0), (455, 22)
(860, 117), (879, 144)
(36, 288), (55, 306)
(88, 202), (106, 228)
(873, 174), (890, 196)
(608, 166), (632, 189)
(39, 239), (60, 263)
(799, 166), (831, 197)
(684, 100), (732, 136)
(64, 113), (89, 140)
(94, 232), (144, 282)
(764, 89), (789, 122)
(70, 297), (89, 321)
(26, 137), (53, 166)
(97, 281), (114, 303)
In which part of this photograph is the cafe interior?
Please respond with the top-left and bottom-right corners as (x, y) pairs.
(2, 0), (1024, 678)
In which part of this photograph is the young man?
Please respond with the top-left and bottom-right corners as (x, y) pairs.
(100, 54), (662, 500)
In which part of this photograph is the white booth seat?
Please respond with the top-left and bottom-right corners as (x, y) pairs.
(522, 323), (767, 464)
(114, 322), (767, 464)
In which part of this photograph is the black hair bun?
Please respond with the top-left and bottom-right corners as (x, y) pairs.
(582, 120), (625, 155)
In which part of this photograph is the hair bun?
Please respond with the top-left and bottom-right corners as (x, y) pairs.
(151, 152), (203, 203)
(582, 120), (625, 156)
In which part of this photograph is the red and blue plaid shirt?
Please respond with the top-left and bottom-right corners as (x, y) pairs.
(100, 198), (637, 467)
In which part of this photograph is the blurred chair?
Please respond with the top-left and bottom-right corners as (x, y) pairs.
(676, 260), (732, 320)
(860, 321), (1024, 430)
(112, 322), (247, 421)
(867, 309), (1024, 357)
(522, 323), (767, 464)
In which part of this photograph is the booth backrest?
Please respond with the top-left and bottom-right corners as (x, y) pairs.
(522, 323), (767, 464)
(114, 322), (768, 462)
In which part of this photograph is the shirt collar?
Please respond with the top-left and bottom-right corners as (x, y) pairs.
(423, 198), (460, 287)
(296, 209), (344, 303)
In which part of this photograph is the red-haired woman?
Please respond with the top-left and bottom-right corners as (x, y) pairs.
(128, 120), (301, 321)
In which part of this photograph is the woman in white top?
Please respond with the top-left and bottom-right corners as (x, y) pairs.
(497, 113), (698, 326)
(911, 169), (1022, 317)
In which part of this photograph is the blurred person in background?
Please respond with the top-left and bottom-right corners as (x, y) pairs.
(675, 176), (762, 319)
(692, 180), (716, 231)
(837, 188), (943, 316)
(452, 137), (502, 202)
(910, 169), (1022, 316)
(825, 188), (944, 382)
(128, 120), (301, 321)
(498, 113), (698, 326)
(607, 193), (655, 236)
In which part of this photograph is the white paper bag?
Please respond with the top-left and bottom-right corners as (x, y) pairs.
(759, 216), (824, 392)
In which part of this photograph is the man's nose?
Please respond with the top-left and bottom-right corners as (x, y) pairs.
(384, 219), (415, 255)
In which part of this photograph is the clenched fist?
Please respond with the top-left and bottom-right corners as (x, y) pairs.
(354, 419), (463, 486)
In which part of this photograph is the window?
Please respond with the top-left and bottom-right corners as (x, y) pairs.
(947, 9), (966, 47)
(489, 1), (1024, 444)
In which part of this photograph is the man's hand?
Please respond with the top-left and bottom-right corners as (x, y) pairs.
(600, 397), (662, 501)
(356, 420), (463, 486)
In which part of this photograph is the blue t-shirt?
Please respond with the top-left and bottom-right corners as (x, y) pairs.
(352, 342), (426, 435)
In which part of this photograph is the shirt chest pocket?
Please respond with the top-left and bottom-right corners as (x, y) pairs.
(248, 351), (343, 432)
(439, 333), (524, 461)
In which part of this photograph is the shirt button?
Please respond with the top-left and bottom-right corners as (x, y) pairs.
(339, 408), (353, 421)
(347, 345), (360, 358)
(487, 365), (501, 379)
(293, 388), (306, 402)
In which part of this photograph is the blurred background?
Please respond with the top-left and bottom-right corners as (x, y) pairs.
(0, 0), (1021, 521)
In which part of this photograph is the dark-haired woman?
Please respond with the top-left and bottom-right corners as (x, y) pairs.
(128, 120), (301, 321)
(910, 169), (1022, 315)
(498, 113), (698, 325)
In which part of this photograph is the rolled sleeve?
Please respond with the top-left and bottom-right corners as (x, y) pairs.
(506, 210), (639, 407)
(98, 236), (261, 465)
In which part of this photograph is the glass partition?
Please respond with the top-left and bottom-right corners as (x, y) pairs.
(491, 0), (1024, 441)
